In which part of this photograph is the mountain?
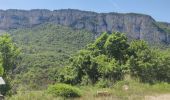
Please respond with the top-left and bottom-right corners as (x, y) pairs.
(0, 9), (170, 44)
(157, 22), (170, 34)
(1, 9), (170, 89)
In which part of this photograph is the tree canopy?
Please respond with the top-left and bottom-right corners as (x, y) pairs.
(0, 34), (20, 95)
(59, 32), (170, 85)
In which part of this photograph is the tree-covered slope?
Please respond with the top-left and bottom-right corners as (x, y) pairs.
(156, 22), (170, 34)
(9, 23), (94, 89)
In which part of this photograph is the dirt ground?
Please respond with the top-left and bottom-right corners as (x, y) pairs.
(145, 94), (170, 100)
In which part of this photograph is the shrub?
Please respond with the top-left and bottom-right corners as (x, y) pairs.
(95, 79), (113, 88)
(47, 83), (81, 98)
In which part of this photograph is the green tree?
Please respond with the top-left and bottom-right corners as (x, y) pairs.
(60, 32), (130, 85)
(128, 40), (149, 57)
(59, 50), (95, 84)
(104, 32), (129, 63)
(0, 34), (20, 95)
(155, 50), (170, 82)
(94, 32), (108, 51)
(128, 40), (158, 83)
(60, 32), (170, 85)
(0, 34), (20, 74)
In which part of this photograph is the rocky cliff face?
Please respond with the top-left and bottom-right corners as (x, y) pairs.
(0, 9), (170, 44)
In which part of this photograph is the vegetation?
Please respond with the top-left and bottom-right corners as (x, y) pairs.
(7, 91), (55, 100)
(58, 32), (170, 85)
(7, 80), (170, 100)
(0, 34), (20, 95)
(47, 83), (81, 98)
(156, 22), (170, 34)
(2, 26), (169, 99)
(9, 23), (94, 89)
(0, 63), (4, 76)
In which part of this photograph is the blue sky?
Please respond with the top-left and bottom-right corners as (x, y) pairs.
(0, 0), (169, 22)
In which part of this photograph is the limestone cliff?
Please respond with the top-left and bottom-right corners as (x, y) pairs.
(0, 9), (170, 44)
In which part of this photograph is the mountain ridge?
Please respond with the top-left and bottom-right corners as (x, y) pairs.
(0, 9), (170, 44)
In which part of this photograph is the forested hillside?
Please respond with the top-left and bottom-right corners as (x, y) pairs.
(9, 23), (94, 89)
(5, 22), (170, 91)
(6, 31), (170, 100)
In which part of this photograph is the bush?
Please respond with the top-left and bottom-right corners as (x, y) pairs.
(95, 79), (113, 88)
(47, 83), (81, 98)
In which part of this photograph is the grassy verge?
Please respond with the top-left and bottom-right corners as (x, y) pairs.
(6, 91), (58, 100)
(7, 80), (170, 100)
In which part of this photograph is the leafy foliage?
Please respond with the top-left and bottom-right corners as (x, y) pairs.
(9, 23), (94, 89)
(60, 32), (129, 85)
(59, 32), (170, 86)
(0, 63), (4, 76)
(104, 32), (129, 62)
(0, 34), (20, 95)
(4, 23), (170, 96)
(47, 83), (81, 98)
(0, 34), (20, 74)
(128, 41), (170, 83)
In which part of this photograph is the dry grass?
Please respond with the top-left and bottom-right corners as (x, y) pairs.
(6, 80), (170, 100)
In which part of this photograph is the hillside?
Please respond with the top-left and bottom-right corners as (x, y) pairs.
(9, 23), (94, 89)
(157, 22), (170, 34)
(7, 31), (170, 100)
(0, 9), (169, 98)
(0, 9), (170, 44)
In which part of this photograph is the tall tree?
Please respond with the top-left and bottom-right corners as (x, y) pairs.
(0, 34), (20, 95)
(104, 32), (129, 63)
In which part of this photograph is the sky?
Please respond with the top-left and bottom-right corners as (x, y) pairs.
(0, 0), (170, 22)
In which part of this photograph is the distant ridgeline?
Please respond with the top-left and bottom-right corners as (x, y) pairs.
(0, 9), (170, 45)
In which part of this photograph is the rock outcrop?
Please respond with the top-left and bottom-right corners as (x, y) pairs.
(0, 9), (170, 44)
